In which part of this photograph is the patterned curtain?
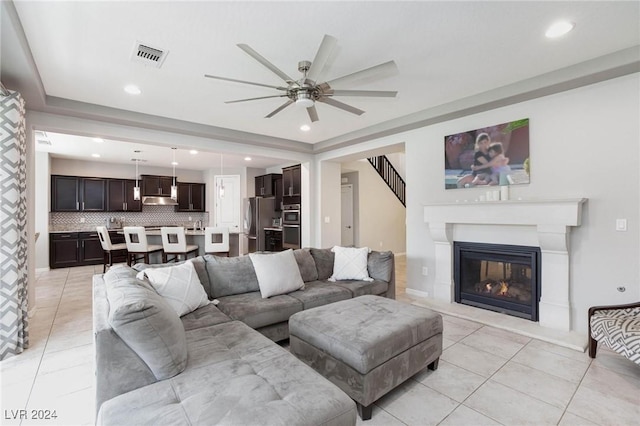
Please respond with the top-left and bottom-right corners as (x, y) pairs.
(0, 90), (29, 360)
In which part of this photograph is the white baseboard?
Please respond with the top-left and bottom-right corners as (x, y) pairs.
(36, 267), (50, 273)
(406, 288), (429, 299)
(394, 252), (406, 257)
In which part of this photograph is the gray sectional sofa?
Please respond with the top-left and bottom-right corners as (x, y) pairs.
(93, 248), (395, 425)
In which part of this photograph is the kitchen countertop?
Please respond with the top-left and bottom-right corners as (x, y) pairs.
(49, 228), (242, 235)
(263, 227), (283, 231)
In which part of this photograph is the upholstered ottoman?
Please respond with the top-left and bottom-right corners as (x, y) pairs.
(289, 295), (443, 420)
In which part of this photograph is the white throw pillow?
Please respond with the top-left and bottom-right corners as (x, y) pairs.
(141, 260), (209, 317)
(250, 250), (305, 298)
(329, 246), (373, 281)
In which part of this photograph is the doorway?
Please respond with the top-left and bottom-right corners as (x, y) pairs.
(215, 175), (241, 230)
(341, 184), (354, 246)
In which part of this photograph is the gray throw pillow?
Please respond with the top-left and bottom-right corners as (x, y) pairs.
(293, 248), (318, 282)
(105, 271), (188, 380)
(204, 255), (260, 298)
(310, 248), (334, 281)
(368, 251), (394, 282)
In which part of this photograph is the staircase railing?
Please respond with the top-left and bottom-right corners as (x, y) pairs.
(367, 155), (406, 207)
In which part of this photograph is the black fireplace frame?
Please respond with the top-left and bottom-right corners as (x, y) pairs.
(454, 241), (541, 321)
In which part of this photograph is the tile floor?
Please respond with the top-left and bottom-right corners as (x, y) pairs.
(1, 257), (639, 425)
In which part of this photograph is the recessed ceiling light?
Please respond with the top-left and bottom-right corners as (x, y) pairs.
(189, 150), (198, 155)
(124, 84), (141, 95)
(171, 161), (178, 166)
(545, 21), (575, 38)
(93, 137), (104, 143)
(244, 157), (252, 161)
(91, 153), (101, 158)
(300, 124), (311, 132)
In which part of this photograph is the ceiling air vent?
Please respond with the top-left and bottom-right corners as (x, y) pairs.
(130, 42), (168, 68)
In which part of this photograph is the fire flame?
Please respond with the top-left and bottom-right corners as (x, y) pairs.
(485, 283), (492, 292)
(498, 281), (509, 296)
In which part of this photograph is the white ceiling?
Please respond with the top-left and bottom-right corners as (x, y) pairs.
(7, 1), (640, 166)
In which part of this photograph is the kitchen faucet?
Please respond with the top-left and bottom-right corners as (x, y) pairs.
(194, 220), (202, 230)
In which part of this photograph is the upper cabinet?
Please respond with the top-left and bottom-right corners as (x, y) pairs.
(176, 182), (205, 212)
(254, 173), (281, 197)
(52, 175), (106, 212)
(282, 165), (301, 197)
(141, 175), (173, 197)
(107, 179), (142, 212)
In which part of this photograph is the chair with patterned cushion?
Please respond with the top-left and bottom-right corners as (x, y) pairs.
(96, 226), (128, 273)
(160, 227), (199, 263)
(123, 226), (164, 265)
(588, 301), (640, 365)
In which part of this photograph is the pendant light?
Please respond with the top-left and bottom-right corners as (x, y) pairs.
(133, 151), (141, 201)
(170, 147), (178, 201)
(219, 153), (225, 198)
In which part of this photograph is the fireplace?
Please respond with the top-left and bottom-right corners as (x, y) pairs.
(454, 242), (541, 321)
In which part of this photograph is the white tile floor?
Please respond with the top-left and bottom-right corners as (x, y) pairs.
(1, 259), (639, 425)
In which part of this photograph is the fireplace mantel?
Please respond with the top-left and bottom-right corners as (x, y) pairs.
(423, 198), (587, 331)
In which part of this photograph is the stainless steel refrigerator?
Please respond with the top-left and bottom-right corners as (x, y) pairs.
(244, 197), (275, 253)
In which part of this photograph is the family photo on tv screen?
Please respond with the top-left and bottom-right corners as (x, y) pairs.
(444, 118), (530, 190)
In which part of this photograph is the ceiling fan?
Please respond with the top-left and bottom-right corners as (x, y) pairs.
(204, 35), (398, 122)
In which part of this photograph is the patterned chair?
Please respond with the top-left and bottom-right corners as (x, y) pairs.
(588, 301), (640, 365)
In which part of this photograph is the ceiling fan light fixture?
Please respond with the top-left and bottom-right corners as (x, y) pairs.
(295, 92), (314, 108)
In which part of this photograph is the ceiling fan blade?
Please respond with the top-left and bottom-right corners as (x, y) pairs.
(204, 74), (286, 90)
(307, 105), (319, 122)
(330, 90), (397, 98)
(317, 97), (365, 116)
(225, 95), (287, 104)
(237, 43), (294, 83)
(306, 34), (337, 83)
(265, 100), (295, 118)
(325, 60), (398, 88)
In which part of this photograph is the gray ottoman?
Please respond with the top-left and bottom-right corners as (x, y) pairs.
(289, 295), (443, 420)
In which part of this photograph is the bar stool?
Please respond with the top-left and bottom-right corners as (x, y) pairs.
(204, 226), (230, 256)
(160, 227), (199, 263)
(123, 226), (164, 265)
(96, 226), (128, 273)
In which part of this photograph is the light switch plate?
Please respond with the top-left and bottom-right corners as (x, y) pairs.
(616, 218), (627, 231)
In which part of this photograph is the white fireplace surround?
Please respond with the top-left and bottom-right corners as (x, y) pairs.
(423, 198), (587, 332)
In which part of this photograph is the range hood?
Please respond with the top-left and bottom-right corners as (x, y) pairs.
(142, 196), (178, 206)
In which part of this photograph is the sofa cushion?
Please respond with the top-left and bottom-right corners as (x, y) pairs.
(329, 246), (373, 282)
(104, 266), (187, 380)
(133, 256), (211, 299)
(309, 248), (334, 280)
(250, 250), (305, 298)
(288, 281), (352, 310)
(368, 250), (394, 282)
(97, 321), (356, 426)
(204, 255), (260, 298)
(180, 303), (232, 332)
(216, 292), (303, 329)
(293, 248), (318, 282)
(141, 260), (210, 317)
(332, 279), (389, 298)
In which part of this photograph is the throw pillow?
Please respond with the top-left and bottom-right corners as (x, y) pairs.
(250, 249), (305, 298)
(293, 248), (318, 282)
(133, 256), (212, 299)
(105, 274), (187, 380)
(204, 255), (260, 298)
(140, 260), (209, 317)
(329, 246), (373, 282)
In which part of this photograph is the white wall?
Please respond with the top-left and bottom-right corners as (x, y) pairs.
(341, 160), (407, 254)
(403, 74), (639, 333)
(34, 152), (50, 270)
(50, 158), (205, 182)
(319, 161), (342, 247)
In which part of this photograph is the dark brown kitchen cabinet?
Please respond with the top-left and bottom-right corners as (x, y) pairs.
(107, 179), (142, 212)
(282, 165), (301, 197)
(141, 175), (174, 197)
(176, 182), (205, 212)
(50, 232), (105, 268)
(51, 175), (106, 212)
(255, 173), (281, 197)
(274, 176), (283, 211)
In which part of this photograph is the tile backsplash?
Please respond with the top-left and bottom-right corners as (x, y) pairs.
(50, 205), (209, 232)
